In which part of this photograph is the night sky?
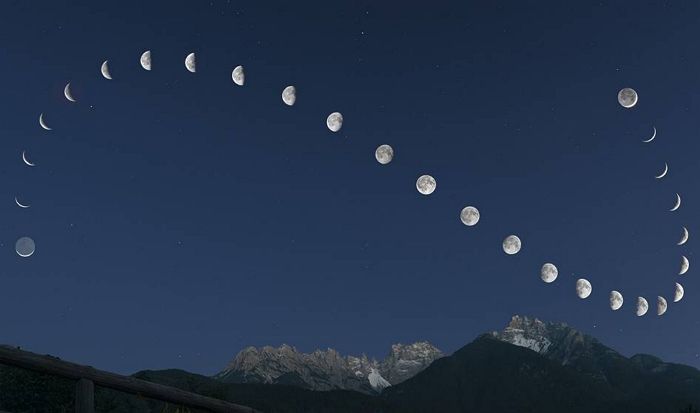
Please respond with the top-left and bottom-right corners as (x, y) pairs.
(1, 1), (698, 376)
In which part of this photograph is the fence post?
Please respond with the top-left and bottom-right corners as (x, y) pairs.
(75, 378), (95, 413)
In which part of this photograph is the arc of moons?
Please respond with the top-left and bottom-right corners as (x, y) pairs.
(610, 290), (623, 310)
(655, 163), (668, 179)
(232, 65), (245, 86)
(140, 50), (152, 71)
(101, 60), (112, 80)
(657, 296), (668, 316)
(680, 255), (689, 275)
(64, 82), (76, 102)
(678, 227), (689, 246)
(576, 278), (592, 299)
(282, 85), (296, 106)
(39, 113), (51, 131)
(14, 197), (30, 209)
(642, 127), (656, 143)
(22, 150), (35, 167)
(674, 282), (684, 303)
(185, 52), (196, 73)
(636, 296), (648, 317)
(670, 193), (681, 212)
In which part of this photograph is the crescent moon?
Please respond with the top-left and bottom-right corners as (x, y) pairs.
(64, 82), (76, 102)
(609, 290), (624, 311)
(678, 227), (689, 246)
(140, 50), (152, 71)
(636, 296), (649, 317)
(670, 193), (681, 212)
(14, 197), (30, 209)
(674, 282), (684, 303)
(22, 150), (35, 167)
(642, 127), (656, 143)
(39, 113), (51, 131)
(655, 162), (668, 179)
(101, 60), (112, 80)
(680, 255), (690, 275)
(185, 52), (196, 73)
(657, 296), (668, 316)
(232, 65), (245, 86)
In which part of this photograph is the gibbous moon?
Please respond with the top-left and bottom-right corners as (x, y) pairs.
(657, 296), (668, 316)
(140, 50), (152, 71)
(282, 86), (296, 106)
(642, 127), (656, 143)
(680, 255), (689, 275)
(14, 197), (30, 209)
(15, 236), (35, 258)
(540, 263), (558, 283)
(232, 65), (245, 86)
(610, 290), (624, 310)
(326, 112), (343, 132)
(185, 52), (196, 73)
(502, 235), (522, 255)
(655, 163), (668, 179)
(670, 193), (681, 212)
(576, 278), (592, 299)
(618, 87), (638, 108)
(636, 296), (649, 316)
(101, 60), (112, 80)
(64, 82), (76, 102)
(678, 227), (689, 246)
(460, 206), (480, 227)
(39, 113), (51, 131)
(674, 282), (684, 303)
(416, 175), (436, 196)
(22, 150), (35, 167)
(375, 144), (394, 165)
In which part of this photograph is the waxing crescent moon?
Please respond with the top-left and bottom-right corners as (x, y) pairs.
(282, 86), (296, 106)
(642, 127), (656, 143)
(232, 65), (245, 86)
(39, 113), (51, 131)
(22, 150), (35, 167)
(609, 290), (623, 310)
(185, 52), (196, 73)
(576, 278), (592, 299)
(14, 197), (30, 209)
(64, 82), (76, 102)
(140, 50), (152, 71)
(101, 60), (112, 80)
(674, 282), (684, 303)
(655, 163), (668, 179)
(636, 296), (648, 316)
(670, 193), (681, 212)
(678, 227), (689, 246)
(680, 255), (689, 275)
(657, 296), (668, 316)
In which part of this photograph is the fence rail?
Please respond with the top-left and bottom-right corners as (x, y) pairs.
(0, 345), (260, 413)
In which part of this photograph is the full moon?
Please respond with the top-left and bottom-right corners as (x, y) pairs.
(282, 86), (296, 106)
(375, 144), (394, 165)
(657, 296), (668, 316)
(636, 296), (649, 317)
(326, 112), (343, 132)
(610, 290), (623, 310)
(618, 87), (638, 108)
(15, 236), (35, 258)
(576, 278), (592, 299)
(416, 175), (436, 195)
(540, 263), (558, 283)
(185, 52), (196, 73)
(502, 235), (521, 255)
(460, 206), (480, 227)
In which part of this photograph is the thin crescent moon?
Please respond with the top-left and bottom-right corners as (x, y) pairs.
(39, 113), (51, 131)
(655, 162), (668, 179)
(22, 150), (35, 167)
(64, 82), (76, 102)
(680, 255), (690, 275)
(14, 197), (30, 209)
(642, 127), (656, 143)
(101, 60), (112, 80)
(670, 193), (681, 212)
(678, 227), (689, 246)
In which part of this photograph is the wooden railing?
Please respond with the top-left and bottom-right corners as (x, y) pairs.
(0, 345), (261, 413)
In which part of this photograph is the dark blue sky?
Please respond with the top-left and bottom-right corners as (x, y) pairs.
(0, 0), (698, 375)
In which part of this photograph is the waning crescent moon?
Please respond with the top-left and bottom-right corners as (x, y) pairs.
(680, 255), (690, 275)
(655, 162), (668, 179)
(101, 60), (112, 80)
(64, 82), (76, 102)
(14, 197), (30, 209)
(642, 127), (656, 143)
(678, 227), (689, 246)
(670, 193), (681, 212)
(22, 150), (35, 167)
(39, 113), (51, 131)
(674, 282), (684, 303)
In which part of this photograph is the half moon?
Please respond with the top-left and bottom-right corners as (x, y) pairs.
(642, 127), (656, 143)
(610, 290), (623, 310)
(678, 227), (689, 246)
(22, 150), (35, 167)
(14, 197), (30, 209)
(101, 60), (112, 80)
(185, 52), (196, 73)
(232, 65), (245, 86)
(636, 296), (649, 316)
(655, 163), (668, 179)
(670, 193), (681, 212)
(140, 50), (152, 71)
(674, 282), (684, 303)
(680, 255), (689, 275)
(282, 86), (296, 106)
(657, 296), (668, 316)
(39, 113), (51, 131)
(64, 82), (76, 102)
(576, 278), (592, 299)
